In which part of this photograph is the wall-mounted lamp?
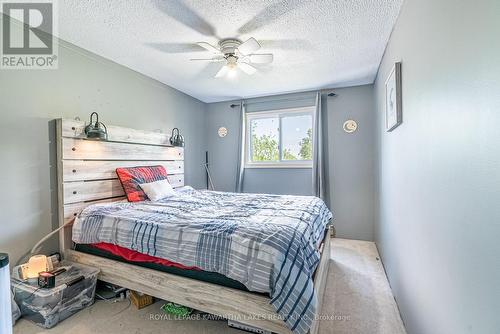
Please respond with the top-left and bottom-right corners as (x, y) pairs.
(84, 112), (108, 140)
(170, 128), (185, 147)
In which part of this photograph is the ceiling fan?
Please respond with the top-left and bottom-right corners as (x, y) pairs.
(190, 37), (273, 78)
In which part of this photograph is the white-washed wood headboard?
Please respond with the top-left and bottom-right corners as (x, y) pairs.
(56, 119), (185, 253)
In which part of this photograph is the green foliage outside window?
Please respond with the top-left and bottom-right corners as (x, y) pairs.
(283, 148), (297, 160)
(251, 126), (312, 162)
(298, 128), (313, 160)
(251, 134), (279, 161)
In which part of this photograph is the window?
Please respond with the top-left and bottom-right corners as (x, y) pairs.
(245, 107), (314, 168)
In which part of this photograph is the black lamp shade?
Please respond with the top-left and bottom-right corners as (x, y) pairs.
(170, 128), (184, 147)
(85, 126), (107, 140)
(85, 112), (108, 141)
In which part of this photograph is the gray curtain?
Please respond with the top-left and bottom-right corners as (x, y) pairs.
(312, 92), (326, 199)
(235, 101), (246, 192)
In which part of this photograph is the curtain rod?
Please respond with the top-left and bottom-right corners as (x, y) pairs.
(229, 91), (337, 108)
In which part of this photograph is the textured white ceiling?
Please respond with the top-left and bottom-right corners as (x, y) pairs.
(58, 0), (403, 103)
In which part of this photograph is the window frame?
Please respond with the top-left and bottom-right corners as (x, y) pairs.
(244, 106), (315, 169)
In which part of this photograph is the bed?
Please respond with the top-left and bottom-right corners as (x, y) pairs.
(56, 119), (333, 334)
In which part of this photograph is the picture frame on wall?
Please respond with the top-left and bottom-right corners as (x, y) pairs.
(385, 62), (402, 131)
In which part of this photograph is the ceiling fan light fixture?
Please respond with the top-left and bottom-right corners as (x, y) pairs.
(226, 55), (238, 66)
(196, 37), (272, 78)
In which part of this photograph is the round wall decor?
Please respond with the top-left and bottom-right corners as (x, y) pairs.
(343, 120), (358, 133)
(218, 127), (228, 137)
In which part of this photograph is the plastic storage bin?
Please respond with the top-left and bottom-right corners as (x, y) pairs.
(11, 261), (99, 329)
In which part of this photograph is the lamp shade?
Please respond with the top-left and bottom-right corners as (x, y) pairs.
(27, 255), (47, 279)
(0, 253), (12, 334)
(84, 112), (108, 140)
(170, 128), (184, 147)
(86, 126), (107, 140)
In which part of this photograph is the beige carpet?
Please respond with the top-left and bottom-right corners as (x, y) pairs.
(15, 239), (406, 334)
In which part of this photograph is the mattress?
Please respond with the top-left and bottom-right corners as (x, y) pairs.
(74, 226), (328, 294)
(74, 243), (251, 292)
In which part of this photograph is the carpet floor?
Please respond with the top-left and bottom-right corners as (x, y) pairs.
(14, 238), (406, 334)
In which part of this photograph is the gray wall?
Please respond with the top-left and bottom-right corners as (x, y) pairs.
(374, 0), (500, 333)
(0, 17), (207, 265)
(207, 85), (376, 241)
(325, 85), (376, 241)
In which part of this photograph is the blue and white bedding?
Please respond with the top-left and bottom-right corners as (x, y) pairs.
(73, 188), (332, 334)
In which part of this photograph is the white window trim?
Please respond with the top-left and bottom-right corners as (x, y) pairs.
(244, 106), (315, 169)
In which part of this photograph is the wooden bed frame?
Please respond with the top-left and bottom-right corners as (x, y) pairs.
(56, 118), (331, 334)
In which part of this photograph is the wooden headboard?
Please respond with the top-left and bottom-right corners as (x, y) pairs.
(56, 119), (185, 254)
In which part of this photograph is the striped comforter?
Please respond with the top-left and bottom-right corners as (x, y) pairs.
(73, 188), (332, 334)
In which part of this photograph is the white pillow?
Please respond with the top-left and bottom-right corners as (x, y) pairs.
(139, 179), (176, 201)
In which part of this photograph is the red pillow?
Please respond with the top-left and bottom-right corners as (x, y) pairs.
(116, 166), (168, 202)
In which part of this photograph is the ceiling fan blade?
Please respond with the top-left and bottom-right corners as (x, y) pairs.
(248, 54), (274, 64)
(238, 62), (257, 75)
(197, 62), (227, 78)
(146, 42), (208, 54)
(238, 37), (261, 55)
(197, 42), (221, 53)
(215, 65), (230, 78)
(190, 56), (225, 62)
